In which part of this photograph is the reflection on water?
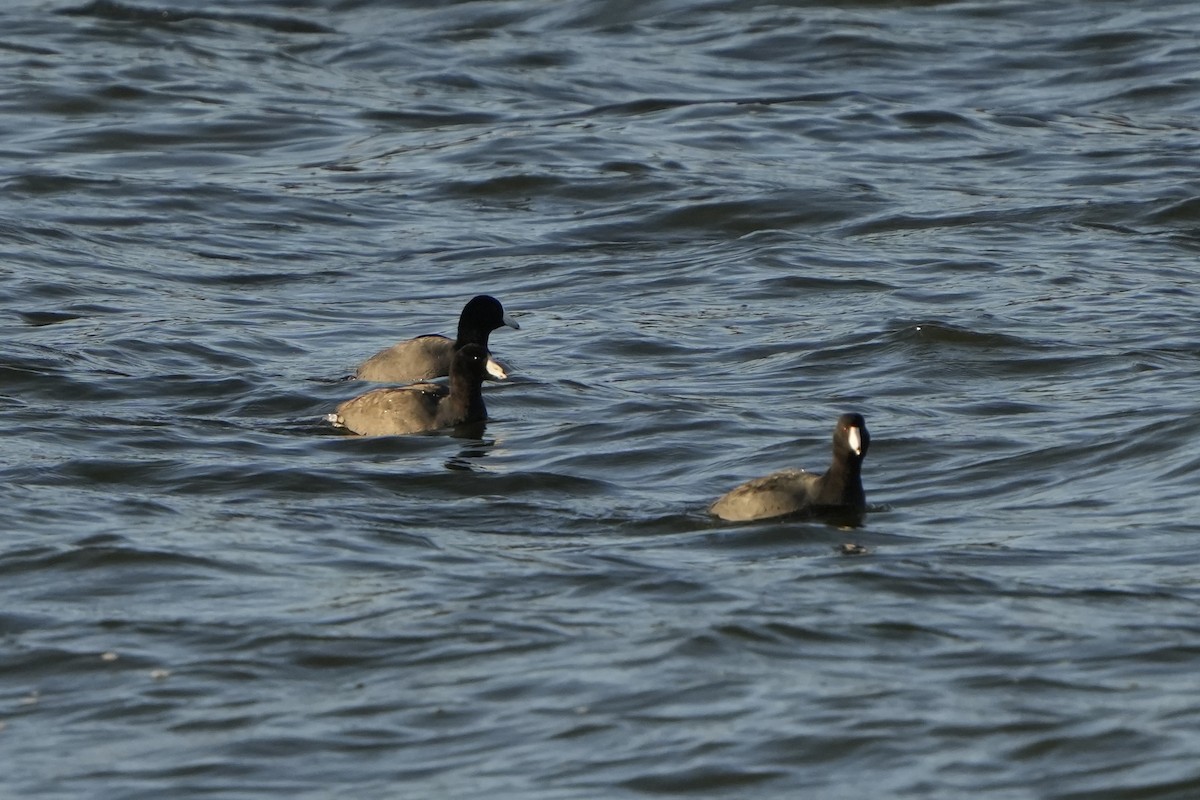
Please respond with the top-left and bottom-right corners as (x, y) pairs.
(445, 431), (495, 471)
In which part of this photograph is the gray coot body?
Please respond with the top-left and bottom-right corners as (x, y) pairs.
(710, 413), (870, 522)
(331, 344), (490, 436)
(355, 295), (518, 383)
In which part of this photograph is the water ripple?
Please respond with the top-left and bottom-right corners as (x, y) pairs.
(6, 0), (1200, 797)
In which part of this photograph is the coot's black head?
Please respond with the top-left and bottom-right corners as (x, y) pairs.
(833, 413), (869, 463)
(457, 295), (519, 345)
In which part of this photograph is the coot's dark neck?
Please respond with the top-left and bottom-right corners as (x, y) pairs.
(454, 321), (490, 350)
(443, 369), (487, 424)
(815, 454), (865, 509)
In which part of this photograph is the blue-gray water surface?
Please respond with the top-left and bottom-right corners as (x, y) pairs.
(3, 0), (1200, 797)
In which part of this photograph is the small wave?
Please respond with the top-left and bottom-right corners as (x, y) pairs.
(59, 0), (334, 34)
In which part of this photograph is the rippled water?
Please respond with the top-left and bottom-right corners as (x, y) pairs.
(4, 0), (1200, 797)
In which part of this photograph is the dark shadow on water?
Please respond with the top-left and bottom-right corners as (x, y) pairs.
(59, 0), (335, 34)
(449, 420), (488, 441)
(445, 428), (495, 471)
(681, 502), (920, 556)
(709, 506), (870, 531)
(17, 310), (83, 326)
(702, 521), (862, 550)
